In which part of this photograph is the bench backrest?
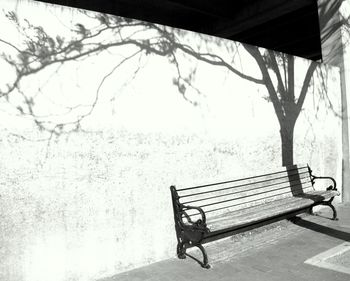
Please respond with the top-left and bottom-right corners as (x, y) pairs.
(171, 164), (314, 221)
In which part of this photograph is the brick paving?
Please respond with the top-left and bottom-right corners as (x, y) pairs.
(99, 204), (350, 281)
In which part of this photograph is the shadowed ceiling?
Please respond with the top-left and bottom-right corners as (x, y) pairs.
(35, 0), (322, 61)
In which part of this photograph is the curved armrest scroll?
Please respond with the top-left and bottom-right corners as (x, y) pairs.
(180, 204), (207, 224)
(178, 204), (208, 232)
(312, 175), (337, 191)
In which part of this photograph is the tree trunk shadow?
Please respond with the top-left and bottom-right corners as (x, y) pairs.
(287, 165), (327, 201)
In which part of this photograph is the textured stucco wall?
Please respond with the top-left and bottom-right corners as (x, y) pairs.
(0, 119), (342, 281)
(0, 131), (284, 280)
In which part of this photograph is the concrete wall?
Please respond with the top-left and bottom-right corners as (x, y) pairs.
(0, 0), (343, 280)
(318, 0), (350, 202)
(339, 0), (350, 202)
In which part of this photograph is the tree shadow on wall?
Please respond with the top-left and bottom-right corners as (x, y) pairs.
(0, 4), (348, 166)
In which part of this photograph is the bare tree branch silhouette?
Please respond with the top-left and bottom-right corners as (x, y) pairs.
(0, 7), (346, 165)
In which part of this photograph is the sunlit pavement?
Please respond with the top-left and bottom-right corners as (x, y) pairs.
(99, 203), (350, 281)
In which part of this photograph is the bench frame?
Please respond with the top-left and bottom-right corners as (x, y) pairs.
(170, 165), (338, 268)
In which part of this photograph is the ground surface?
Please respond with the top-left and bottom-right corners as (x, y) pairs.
(99, 203), (350, 281)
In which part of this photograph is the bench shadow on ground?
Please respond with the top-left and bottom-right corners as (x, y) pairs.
(290, 217), (350, 242)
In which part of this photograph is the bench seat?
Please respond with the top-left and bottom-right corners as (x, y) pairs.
(206, 189), (339, 232)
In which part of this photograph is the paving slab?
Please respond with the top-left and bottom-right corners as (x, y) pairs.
(98, 203), (350, 281)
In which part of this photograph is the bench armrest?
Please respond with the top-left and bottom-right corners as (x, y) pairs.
(179, 204), (208, 231)
(312, 175), (337, 191)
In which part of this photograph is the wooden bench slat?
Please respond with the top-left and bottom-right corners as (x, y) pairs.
(185, 186), (328, 223)
(180, 179), (312, 206)
(179, 173), (311, 204)
(206, 189), (338, 226)
(206, 190), (339, 232)
(182, 182), (313, 218)
(177, 166), (310, 197)
(200, 182), (312, 211)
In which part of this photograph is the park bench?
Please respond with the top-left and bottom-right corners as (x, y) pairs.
(170, 164), (339, 268)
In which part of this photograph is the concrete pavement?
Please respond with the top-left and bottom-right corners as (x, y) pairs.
(99, 203), (350, 281)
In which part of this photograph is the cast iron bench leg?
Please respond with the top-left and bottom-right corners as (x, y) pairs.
(319, 197), (338, 221)
(179, 243), (210, 269)
(329, 203), (338, 221)
(196, 244), (210, 269)
(177, 241), (186, 259)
